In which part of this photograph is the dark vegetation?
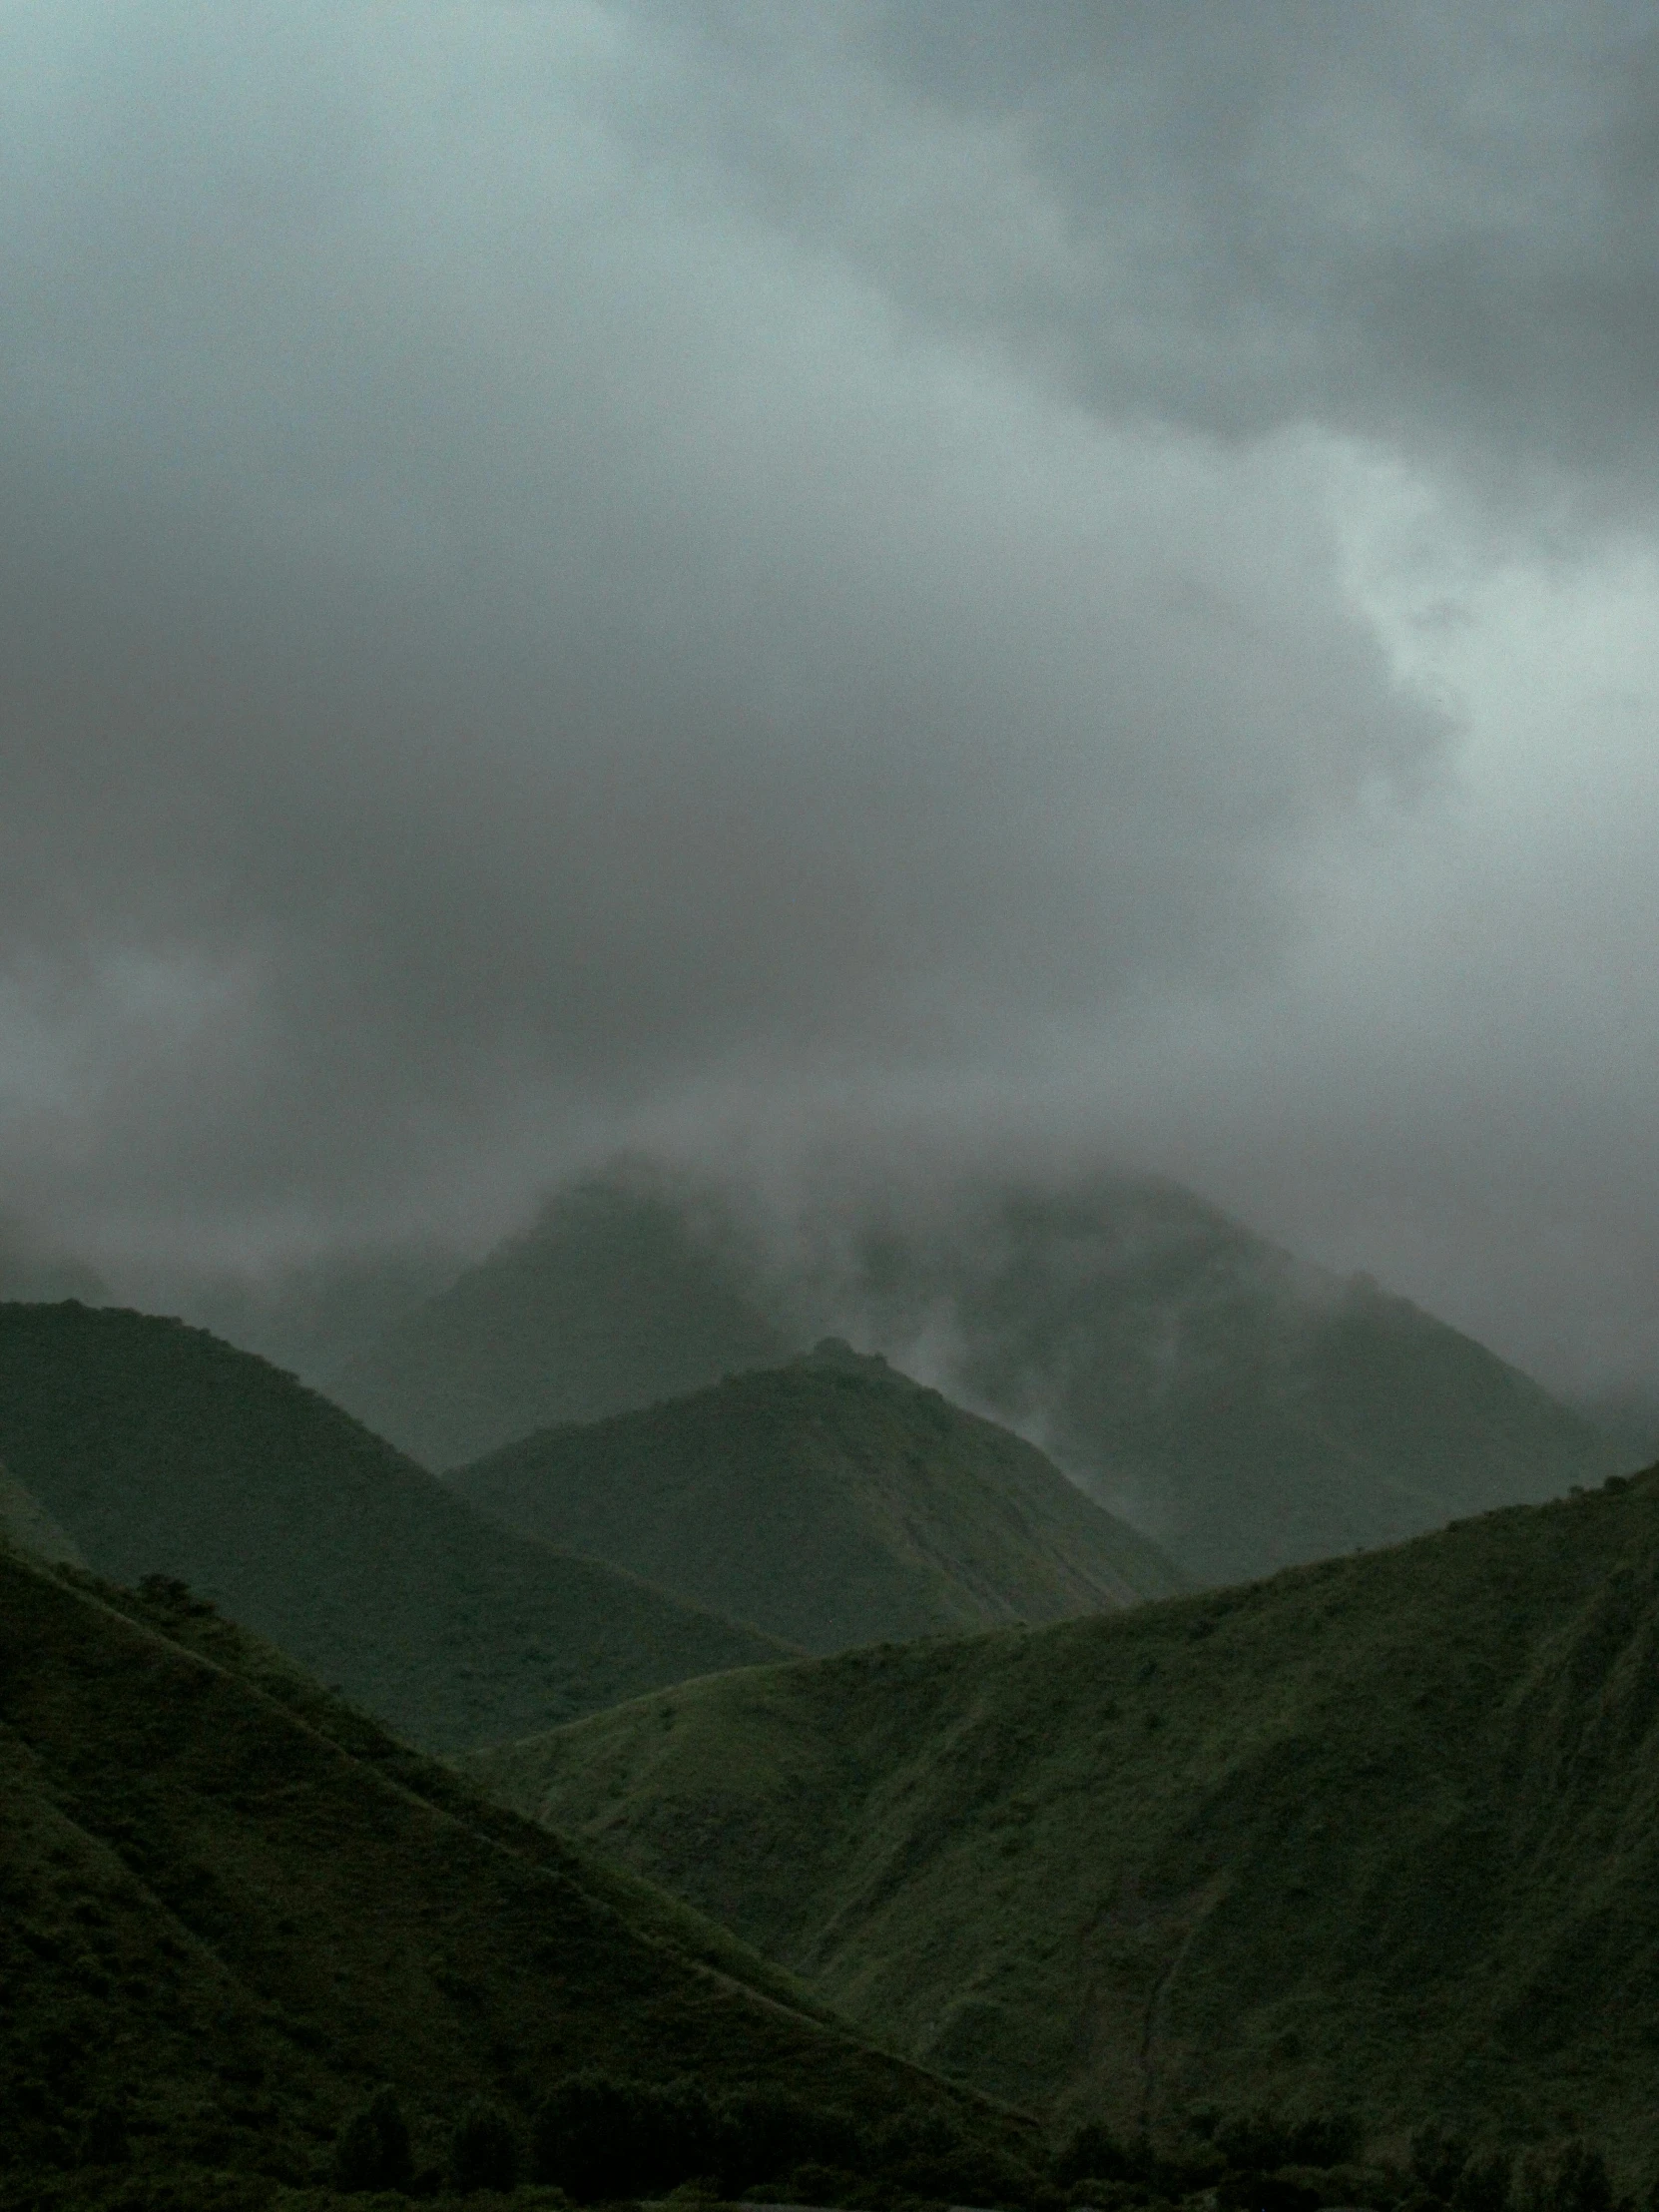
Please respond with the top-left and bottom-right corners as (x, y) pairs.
(452, 1340), (1182, 1653)
(330, 1157), (1620, 1585)
(0, 1535), (1035, 2207)
(469, 1466), (1659, 2170)
(0, 1301), (791, 1752)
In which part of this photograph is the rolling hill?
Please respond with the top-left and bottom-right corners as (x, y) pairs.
(0, 1536), (1036, 2199)
(0, 1302), (791, 1753)
(452, 1340), (1184, 1653)
(468, 1464), (1659, 2170)
(331, 1154), (1619, 1584)
(329, 1157), (793, 1466)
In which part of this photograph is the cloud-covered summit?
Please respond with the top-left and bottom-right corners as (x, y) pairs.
(0, 2), (1654, 1400)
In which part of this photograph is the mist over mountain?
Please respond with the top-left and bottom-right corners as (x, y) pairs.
(338, 1154), (1615, 1586)
(332, 1160), (793, 1467)
(452, 1340), (1183, 1653)
(471, 1464), (1659, 2166)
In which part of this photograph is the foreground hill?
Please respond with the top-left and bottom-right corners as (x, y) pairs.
(0, 1303), (790, 1752)
(0, 1539), (1030, 2197)
(454, 1342), (1184, 1652)
(334, 1155), (1617, 1584)
(330, 1159), (792, 1466)
(470, 1465), (1659, 2166)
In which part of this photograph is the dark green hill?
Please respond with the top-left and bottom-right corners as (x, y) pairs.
(0, 1538), (1033, 2197)
(453, 1342), (1184, 1653)
(330, 1155), (1618, 1585)
(329, 1158), (792, 1466)
(0, 1303), (791, 1752)
(468, 1466), (1659, 2168)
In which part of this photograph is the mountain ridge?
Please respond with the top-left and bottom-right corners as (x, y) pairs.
(331, 1156), (1618, 1585)
(452, 1339), (1184, 1653)
(0, 1301), (792, 1752)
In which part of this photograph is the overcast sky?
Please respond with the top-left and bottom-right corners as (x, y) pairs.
(2, 0), (1656, 1394)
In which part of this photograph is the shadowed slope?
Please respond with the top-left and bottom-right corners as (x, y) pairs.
(0, 1303), (791, 1752)
(469, 1467), (1659, 2166)
(454, 1342), (1183, 1653)
(0, 1460), (83, 1566)
(0, 1541), (1028, 2188)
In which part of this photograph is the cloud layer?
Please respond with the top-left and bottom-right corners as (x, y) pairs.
(1, 2), (1655, 1392)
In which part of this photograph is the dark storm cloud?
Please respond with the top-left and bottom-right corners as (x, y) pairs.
(0, 2), (1654, 1399)
(633, 0), (1659, 502)
(0, 0), (1445, 1259)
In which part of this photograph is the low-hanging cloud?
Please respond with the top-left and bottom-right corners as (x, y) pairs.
(0, 2), (1655, 1400)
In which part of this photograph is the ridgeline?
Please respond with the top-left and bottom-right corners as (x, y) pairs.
(453, 1340), (1183, 1653)
(0, 1302), (791, 1753)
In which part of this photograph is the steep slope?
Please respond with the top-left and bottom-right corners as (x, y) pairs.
(331, 1154), (1617, 1585)
(0, 1540), (1030, 2192)
(0, 1460), (83, 1566)
(0, 1303), (791, 1753)
(469, 1466), (1659, 2168)
(329, 1158), (792, 1466)
(453, 1341), (1184, 1653)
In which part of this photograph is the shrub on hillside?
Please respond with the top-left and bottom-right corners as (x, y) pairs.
(530, 2070), (881, 2201)
(332, 2088), (413, 2194)
(451, 2099), (518, 2194)
(1516, 2140), (1615, 2212)
(1453, 2149), (1514, 2212)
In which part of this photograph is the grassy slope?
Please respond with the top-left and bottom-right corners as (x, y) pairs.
(0, 1541), (1026, 2190)
(453, 1344), (1184, 1654)
(330, 1161), (793, 1467)
(0, 1303), (791, 1753)
(468, 1468), (1659, 2166)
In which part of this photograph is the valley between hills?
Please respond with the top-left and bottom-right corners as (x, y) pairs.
(2, 1160), (1653, 2212)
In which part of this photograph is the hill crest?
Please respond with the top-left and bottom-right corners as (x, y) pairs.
(452, 1338), (1184, 1654)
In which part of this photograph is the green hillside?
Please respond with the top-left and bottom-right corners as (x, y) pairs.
(453, 1341), (1184, 1653)
(329, 1158), (792, 1466)
(0, 1538), (1035, 2200)
(0, 1303), (791, 1753)
(469, 1465), (1659, 2169)
(332, 1155), (1618, 1585)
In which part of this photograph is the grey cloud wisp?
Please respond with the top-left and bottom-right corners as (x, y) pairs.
(1, 1), (1656, 1400)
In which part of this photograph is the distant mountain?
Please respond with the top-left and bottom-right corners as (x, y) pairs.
(0, 1302), (791, 1753)
(453, 1341), (1184, 1653)
(329, 1157), (793, 1466)
(0, 1537), (1030, 2192)
(337, 1154), (1619, 1585)
(470, 1464), (1659, 2170)
(815, 1169), (1623, 1582)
